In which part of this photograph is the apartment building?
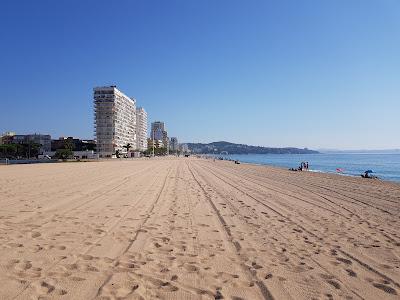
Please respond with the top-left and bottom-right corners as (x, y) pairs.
(136, 107), (148, 151)
(94, 86), (137, 158)
(150, 121), (169, 151)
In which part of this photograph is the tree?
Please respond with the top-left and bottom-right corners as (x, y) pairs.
(82, 142), (96, 151)
(26, 142), (41, 158)
(123, 143), (132, 155)
(154, 147), (168, 156)
(64, 139), (75, 151)
(0, 144), (17, 158)
(55, 149), (73, 160)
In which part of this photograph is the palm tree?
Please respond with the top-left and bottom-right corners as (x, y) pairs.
(123, 143), (132, 156)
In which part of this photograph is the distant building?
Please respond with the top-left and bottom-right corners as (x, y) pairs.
(12, 134), (51, 154)
(136, 107), (148, 151)
(94, 86), (137, 157)
(0, 131), (16, 145)
(150, 121), (165, 140)
(150, 121), (169, 151)
(169, 137), (179, 152)
(147, 138), (164, 149)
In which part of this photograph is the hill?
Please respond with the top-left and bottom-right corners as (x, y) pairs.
(187, 141), (319, 155)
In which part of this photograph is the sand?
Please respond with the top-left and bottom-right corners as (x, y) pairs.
(0, 157), (399, 300)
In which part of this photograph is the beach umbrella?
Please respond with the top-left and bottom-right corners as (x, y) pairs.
(365, 170), (373, 173)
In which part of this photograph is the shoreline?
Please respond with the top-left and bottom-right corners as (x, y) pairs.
(207, 153), (400, 184)
(215, 159), (400, 190)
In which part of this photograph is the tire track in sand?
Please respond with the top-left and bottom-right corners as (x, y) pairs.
(187, 162), (274, 300)
(197, 160), (400, 295)
(202, 162), (400, 245)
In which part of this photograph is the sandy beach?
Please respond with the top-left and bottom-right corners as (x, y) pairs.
(0, 158), (399, 300)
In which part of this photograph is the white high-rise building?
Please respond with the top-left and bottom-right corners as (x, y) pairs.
(94, 86), (137, 157)
(136, 107), (148, 151)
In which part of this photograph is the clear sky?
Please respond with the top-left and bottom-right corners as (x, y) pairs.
(0, 0), (399, 150)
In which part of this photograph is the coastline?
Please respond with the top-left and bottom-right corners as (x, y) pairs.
(0, 157), (399, 299)
(209, 152), (400, 183)
(214, 158), (400, 191)
(239, 160), (400, 185)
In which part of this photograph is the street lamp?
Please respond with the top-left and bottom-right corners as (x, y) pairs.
(152, 130), (155, 157)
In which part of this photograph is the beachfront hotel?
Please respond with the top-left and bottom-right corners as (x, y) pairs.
(94, 86), (137, 157)
(136, 107), (148, 152)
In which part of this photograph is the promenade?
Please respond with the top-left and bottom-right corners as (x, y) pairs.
(0, 158), (399, 299)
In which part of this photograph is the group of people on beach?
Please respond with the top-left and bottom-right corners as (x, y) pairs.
(289, 161), (309, 171)
(301, 161), (309, 171)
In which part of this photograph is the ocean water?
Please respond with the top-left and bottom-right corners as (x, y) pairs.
(214, 153), (400, 183)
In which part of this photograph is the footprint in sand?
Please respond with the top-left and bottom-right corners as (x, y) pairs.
(31, 232), (41, 238)
(57, 289), (68, 295)
(336, 257), (352, 265)
(373, 283), (397, 295)
(184, 264), (199, 272)
(15, 260), (32, 271)
(345, 269), (357, 277)
(149, 278), (179, 292)
(70, 276), (86, 281)
(118, 261), (135, 269)
(326, 280), (341, 289)
(32, 280), (55, 295)
(80, 254), (94, 260)
(8, 242), (23, 248)
(251, 261), (263, 269)
(264, 273), (273, 279)
(154, 242), (162, 248)
(171, 275), (178, 281)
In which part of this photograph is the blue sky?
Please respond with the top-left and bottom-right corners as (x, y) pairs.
(0, 0), (399, 150)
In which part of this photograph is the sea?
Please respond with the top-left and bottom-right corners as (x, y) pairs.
(214, 153), (400, 183)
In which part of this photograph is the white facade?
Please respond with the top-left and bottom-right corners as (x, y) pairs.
(94, 86), (137, 158)
(136, 107), (148, 151)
